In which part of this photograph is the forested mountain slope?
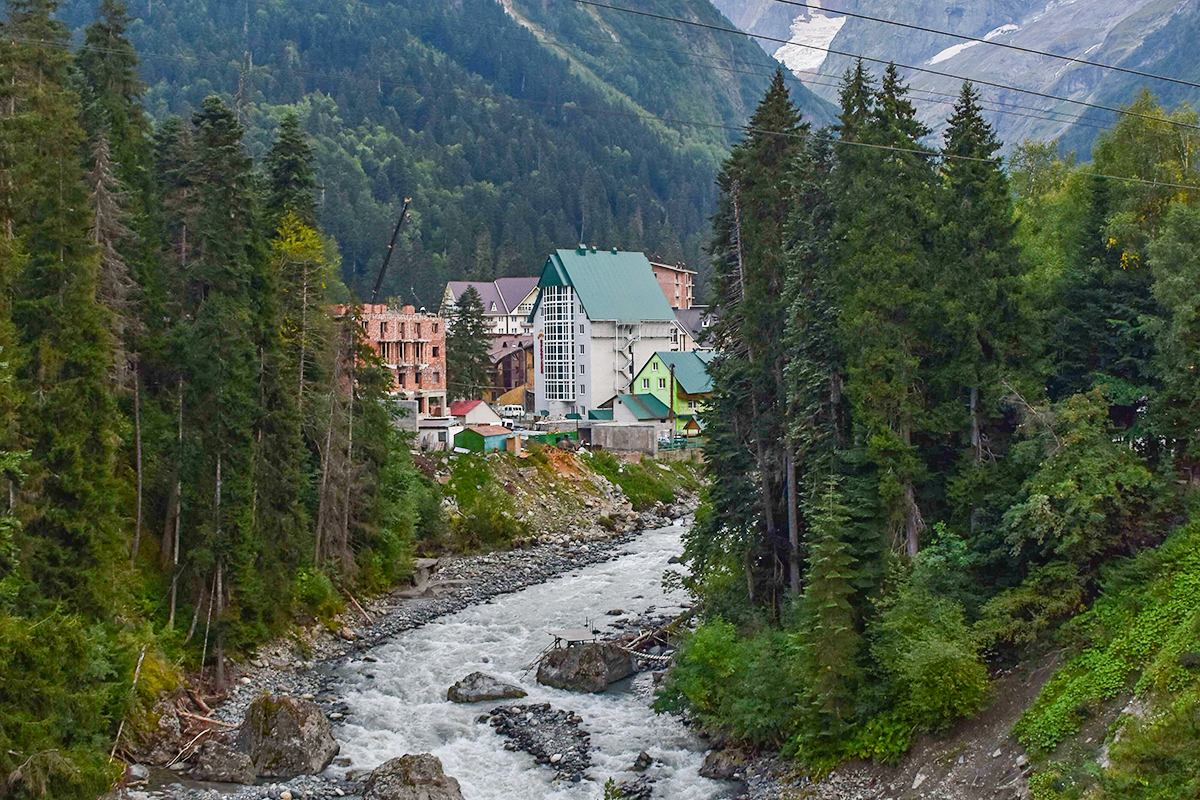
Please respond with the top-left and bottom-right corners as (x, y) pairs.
(61, 0), (834, 304)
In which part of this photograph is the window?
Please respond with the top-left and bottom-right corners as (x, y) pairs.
(433, 371), (439, 383)
(658, 378), (667, 389)
(438, 431), (447, 443)
(579, 344), (585, 354)
(580, 364), (585, 374)
(652, 362), (658, 371)
(415, 372), (422, 385)
(381, 321), (388, 335)
(415, 323), (422, 337)
(433, 322), (439, 333)
(642, 378), (650, 389)
(580, 384), (585, 395)
(688, 399), (697, 410)
(361, 320), (368, 331)
(432, 346), (439, 357)
(541, 285), (577, 401)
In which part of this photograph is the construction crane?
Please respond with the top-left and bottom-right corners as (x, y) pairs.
(370, 197), (413, 304)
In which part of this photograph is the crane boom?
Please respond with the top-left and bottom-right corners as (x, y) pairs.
(370, 197), (413, 304)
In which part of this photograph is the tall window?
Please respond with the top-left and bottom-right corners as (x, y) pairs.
(642, 378), (649, 389)
(658, 378), (666, 389)
(542, 285), (576, 401)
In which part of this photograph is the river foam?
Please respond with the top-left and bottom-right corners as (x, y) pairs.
(330, 523), (733, 799)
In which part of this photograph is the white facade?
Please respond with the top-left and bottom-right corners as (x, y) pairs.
(534, 290), (677, 417)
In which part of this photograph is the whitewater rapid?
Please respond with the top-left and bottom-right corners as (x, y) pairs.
(328, 523), (734, 799)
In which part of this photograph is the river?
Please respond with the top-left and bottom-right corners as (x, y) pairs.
(328, 521), (734, 799)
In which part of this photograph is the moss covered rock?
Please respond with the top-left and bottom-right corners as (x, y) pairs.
(234, 693), (339, 778)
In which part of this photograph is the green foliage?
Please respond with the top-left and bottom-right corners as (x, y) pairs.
(445, 455), (527, 549)
(1003, 389), (1168, 567)
(654, 618), (801, 747)
(584, 451), (677, 511)
(290, 569), (343, 622)
(446, 286), (492, 401)
(869, 573), (991, 730)
(1015, 517), (1200, 754)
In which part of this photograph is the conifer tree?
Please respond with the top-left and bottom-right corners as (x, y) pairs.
(933, 82), (1027, 467)
(446, 286), (492, 400)
(185, 95), (266, 685)
(704, 68), (806, 603)
(834, 63), (937, 556)
(265, 112), (318, 225)
(5, 0), (128, 612)
(78, 0), (148, 180)
(794, 476), (862, 752)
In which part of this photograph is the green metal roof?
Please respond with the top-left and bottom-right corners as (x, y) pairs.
(645, 351), (716, 395)
(587, 409), (613, 420)
(530, 248), (677, 323)
(616, 393), (672, 421)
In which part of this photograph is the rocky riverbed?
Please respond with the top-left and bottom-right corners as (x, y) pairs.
(117, 497), (698, 800)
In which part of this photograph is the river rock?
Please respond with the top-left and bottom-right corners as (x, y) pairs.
(446, 671), (528, 703)
(699, 748), (746, 781)
(536, 643), (633, 693)
(192, 739), (257, 784)
(363, 753), (464, 800)
(234, 693), (340, 778)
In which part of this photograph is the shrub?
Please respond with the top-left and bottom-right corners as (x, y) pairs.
(654, 618), (801, 746)
(585, 451), (676, 510)
(870, 576), (991, 730)
(453, 483), (528, 550)
(291, 568), (342, 621)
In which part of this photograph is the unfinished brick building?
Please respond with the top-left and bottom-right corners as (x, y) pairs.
(354, 303), (447, 417)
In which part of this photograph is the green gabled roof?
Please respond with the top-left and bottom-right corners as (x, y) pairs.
(530, 248), (677, 323)
(645, 350), (716, 395)
(588, 409), (613, 420)
(616, 393), (671, 421)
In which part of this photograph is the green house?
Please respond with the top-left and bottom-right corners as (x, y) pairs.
(453, 425), (513, 453)
(630, 351), (715, 434)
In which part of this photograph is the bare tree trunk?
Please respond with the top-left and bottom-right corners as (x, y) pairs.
(298, 261), (309, 417)
(339, 358), (355, 566)
(786, 448), (800, 594)
(214, 562), (225, 690)
(130, 365), (144, 563)
(969, 386), (981, 464)
(314, 389), (336, 565)
(168, 378), (183, 630)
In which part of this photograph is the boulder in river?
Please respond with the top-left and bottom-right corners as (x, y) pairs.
(192, 739), (256, 784)
(699, 747), (747, 781)
(446, 671), (528, 703)
(234, 693), (340, 778)
(537, 642), (634, 693)
(363, 753), (464, 800)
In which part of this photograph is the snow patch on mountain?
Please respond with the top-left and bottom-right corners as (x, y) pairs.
(772, 1), (847, 77)
(927, 24), (1019, 65)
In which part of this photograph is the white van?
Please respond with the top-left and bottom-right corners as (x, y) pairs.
(499, 404), (524, 418)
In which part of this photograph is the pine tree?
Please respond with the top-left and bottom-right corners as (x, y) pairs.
(185, 95), (266, 686)
(834, 63), (937, 556)
(703, 68), (807, 605)
(77, 0), (148, 179)
(265, 112), (318, 226)
(794, 476), (862, 753)
(5, 0), (128, 613)
(446, 286), (492, 400)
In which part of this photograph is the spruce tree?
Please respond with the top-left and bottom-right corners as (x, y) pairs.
(265, 112), (318, 226)
(834, 63), (937, 556)
(703, 68), (806, 604)
(794, 476), (862, 754)
(446, 286), (492, 400)
(5, 0), (128, 612)
(185, 95), (266, 685)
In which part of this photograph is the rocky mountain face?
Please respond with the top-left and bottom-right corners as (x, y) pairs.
(711, 0), (1200, 153)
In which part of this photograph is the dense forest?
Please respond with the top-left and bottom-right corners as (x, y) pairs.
(58, 0), (835, 305)
(664, 64), (1200, 798)
(0, 1), (451, 795)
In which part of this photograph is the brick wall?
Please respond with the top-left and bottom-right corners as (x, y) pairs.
(348, 303), (448, 396)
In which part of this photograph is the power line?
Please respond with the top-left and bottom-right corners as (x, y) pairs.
(243, 0), (1110, 131)
(765, 0), (1200, 91)
(568, 0), (1200, 133)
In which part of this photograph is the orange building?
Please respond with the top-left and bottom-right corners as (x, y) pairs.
(343, 303), (447, 416)
(649, 261), (696, 310)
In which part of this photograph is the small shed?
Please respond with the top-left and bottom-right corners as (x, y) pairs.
(454, 424), (513, 453)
